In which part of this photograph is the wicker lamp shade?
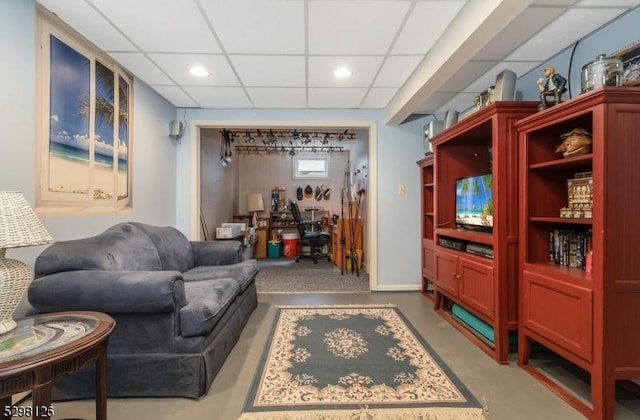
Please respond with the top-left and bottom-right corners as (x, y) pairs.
(0, 191), (54, 334)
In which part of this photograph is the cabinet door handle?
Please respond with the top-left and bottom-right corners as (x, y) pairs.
(455, 274), (462, 280)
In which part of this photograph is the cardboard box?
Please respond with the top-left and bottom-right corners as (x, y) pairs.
(222, 222), (247, 231)
(216, 225), (241, 239)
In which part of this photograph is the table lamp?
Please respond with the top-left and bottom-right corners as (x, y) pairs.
(0, 191), (54, 334)
(247, 193), (265, 227)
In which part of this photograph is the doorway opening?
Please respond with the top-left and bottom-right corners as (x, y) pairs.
(188, 119), (378, 291)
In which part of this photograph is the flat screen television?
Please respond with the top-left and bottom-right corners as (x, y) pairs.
(455, 174), (493, 230)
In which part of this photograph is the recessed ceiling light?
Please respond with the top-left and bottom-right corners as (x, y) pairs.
(333, 67), (352, 79)
(189, 66), (210, 77)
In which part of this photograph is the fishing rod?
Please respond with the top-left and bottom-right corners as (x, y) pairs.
(348, 173), (359, 276)
(340, 183), (345, 275)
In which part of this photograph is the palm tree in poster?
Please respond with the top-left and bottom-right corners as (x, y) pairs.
(481, 174), (493, 216)
(459, 177), (470, 216)
(79, 61), (128, 129)
(78, 62), (129, 200)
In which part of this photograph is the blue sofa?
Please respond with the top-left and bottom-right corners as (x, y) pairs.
(28, 222), (258, 399)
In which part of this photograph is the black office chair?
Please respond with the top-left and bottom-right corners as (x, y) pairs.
(289, 200), (330, 264)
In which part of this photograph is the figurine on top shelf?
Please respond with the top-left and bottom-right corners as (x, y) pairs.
(537, 66), (567, 110)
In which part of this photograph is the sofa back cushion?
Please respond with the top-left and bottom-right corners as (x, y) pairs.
(35, 223), (162, 277)
(130, 223), (195, 273)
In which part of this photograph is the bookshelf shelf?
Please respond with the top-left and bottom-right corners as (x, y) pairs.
(418, 155), (435, 301)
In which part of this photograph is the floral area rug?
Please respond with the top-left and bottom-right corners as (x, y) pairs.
(240, 304), (486, 419)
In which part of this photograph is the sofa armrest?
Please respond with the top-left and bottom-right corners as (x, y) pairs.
(28, 270), (186, 314)
(191, 240), (243, 266)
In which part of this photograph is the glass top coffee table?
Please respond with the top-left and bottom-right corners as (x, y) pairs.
(0, 311), (115, 420)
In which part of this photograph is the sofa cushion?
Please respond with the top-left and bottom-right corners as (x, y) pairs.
(182, 260), (258, 293)
(35, 223), (162, 277)
(130, 222), (195, 273)
(180, 278), (239, 337)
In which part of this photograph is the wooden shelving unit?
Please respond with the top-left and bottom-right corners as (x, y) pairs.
(417, 155), (435, 301)
(430, 101), (538, 363)
(269, 211), (296, 241)
(516, 87), (640, 419)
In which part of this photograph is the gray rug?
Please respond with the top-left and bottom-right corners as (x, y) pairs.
(240, 304), (486, 419)
(255, 258), (369, 293)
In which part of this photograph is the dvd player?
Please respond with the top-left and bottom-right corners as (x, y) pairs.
(466, 243), (494, 259)
(437, 237), (467, 251)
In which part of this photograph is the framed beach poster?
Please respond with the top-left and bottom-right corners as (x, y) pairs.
(40, 16), (132, 208)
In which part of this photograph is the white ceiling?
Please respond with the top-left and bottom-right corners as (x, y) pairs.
(36, 0), (639, 124)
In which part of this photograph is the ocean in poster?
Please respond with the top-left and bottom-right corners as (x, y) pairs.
(50, 141), (127, 172)
(456, 191), (491, 216)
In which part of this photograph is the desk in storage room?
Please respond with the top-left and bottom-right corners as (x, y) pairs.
(254, 217), (270, 259)
(234, 214), (268, 258)
(269, 211), (297, 241)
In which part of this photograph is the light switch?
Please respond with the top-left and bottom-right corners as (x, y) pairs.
(398, 183), (405, 195)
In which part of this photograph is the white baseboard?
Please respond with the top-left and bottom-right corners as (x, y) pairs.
(371, 284), (421, 292)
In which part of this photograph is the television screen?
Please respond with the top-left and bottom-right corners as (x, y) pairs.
(455, 174), (493, 229)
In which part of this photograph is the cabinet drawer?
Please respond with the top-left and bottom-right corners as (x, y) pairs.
(459, 256), (494, 320)
(522, 269), (593, 362)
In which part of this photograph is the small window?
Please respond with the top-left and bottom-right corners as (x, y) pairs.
(293, 157), (329, 179)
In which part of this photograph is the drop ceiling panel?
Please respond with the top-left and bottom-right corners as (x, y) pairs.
(308, 88), (368, 108)
(498, 61), (542, 81)
(577, 0), (640, 6)
(507, 8), (628, 61)
(149, 53), (240, 86)
(391, 0), (466, 55)
(199, 0), (305, 54)
(38, 0), (137, 51)
(412, 91), (460, 114)
(152, 85), (199, 108)
(230, 56), (306, 87)
(361, 88), (398, 108)
(373, 56), (424, 88)
(35, 0), (640, 117)
(463, 61), (542, 93)
(308, 56), (384, 87)
(472, 7), (567, 61)
(436, 92), (480, 114)
(308, 0), (411, 55)
(184, 86), (252, 108)
(246, 88), (307, 108)
(89, 0), (222, 53)
(437, 61), (497, 92)
(108, 52), (174, 85)
(531, 0), (579, 5)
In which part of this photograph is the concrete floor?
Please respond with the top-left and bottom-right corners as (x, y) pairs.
(38, 292), (639, 419)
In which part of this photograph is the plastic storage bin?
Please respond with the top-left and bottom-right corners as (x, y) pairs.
(281, 233), (299, 258)
(267, 241), (281, 258)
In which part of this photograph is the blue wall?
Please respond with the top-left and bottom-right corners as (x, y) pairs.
(517, 7), (639, 102)
(0, 0), (179, 316)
